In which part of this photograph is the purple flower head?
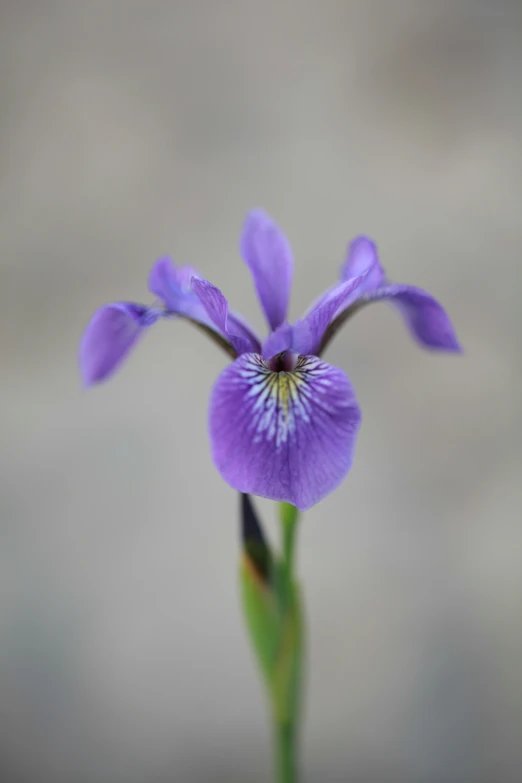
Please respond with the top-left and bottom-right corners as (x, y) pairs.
(80, 211), (461, 510)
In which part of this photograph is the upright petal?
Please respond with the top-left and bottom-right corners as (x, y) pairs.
(209, 353), (362, 510)
(191, 277), (261, 355)
(341, 236), (385, 292)
(368, 285), (462, 351)
(80, 303), (159, 386)
(241, 210), (293, 331)
(292, 274), (366, 356)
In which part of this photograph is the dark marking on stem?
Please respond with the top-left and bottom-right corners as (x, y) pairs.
(241, 493), (272, 584)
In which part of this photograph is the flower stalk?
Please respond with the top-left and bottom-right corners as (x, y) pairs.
(272, 501), (302, 783)
(280, 502), (299, 599)
(275, 718), (297, 783)
(240, 495), (303, 782)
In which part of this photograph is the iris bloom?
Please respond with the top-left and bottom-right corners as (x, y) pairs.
(80, 211), (460, 510)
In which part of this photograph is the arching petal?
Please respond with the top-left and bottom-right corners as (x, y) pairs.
(368, 285), (462, 351)
(209, 353), (362, 510)
(292, 274), (366, 356)
(261, 322), (293, 361)
(227, 310), (262, 354)
(241, 209), (293, 331)
(149, 257), (261, 355)
(341, 236), (385, 292)
(299, 236), (382, 324)
(318, 237), (462, 355)
(80, 303), (159, 386)
(191, 278), (261, 355)
(148, 256), (210, 321)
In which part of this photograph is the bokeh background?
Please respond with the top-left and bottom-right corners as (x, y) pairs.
(1, 1), (521, 781)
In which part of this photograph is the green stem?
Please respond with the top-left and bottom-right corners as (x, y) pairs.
(275, 720), (296, 783)
(280, 502), (299, 603)
(282, 516), (296, 582)
(273, 502), (301, 783)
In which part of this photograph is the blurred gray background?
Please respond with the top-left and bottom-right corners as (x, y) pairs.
(1, 1), (521, 781)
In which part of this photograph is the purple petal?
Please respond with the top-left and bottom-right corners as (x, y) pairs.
(261, 322), (294, 361)
(80, 303), (158, 386)
(227, 311), (262, 354)
(341, 236), (385, 291)
(209, 353), (362, 510)
(148, 256), (208, 320)
(293, 275), (366, 355)
(191, 277), (260, 355)
(370, 285), (462, 351)
(149, 257), (261, 353)
(241, 209), (293, 331)
(298, 236), (382, 327)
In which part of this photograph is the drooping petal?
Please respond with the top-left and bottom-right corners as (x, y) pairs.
(191, 277), (261, 355)
(209, 353), (362, 510)
(80, 303), (159, 386)
(341, 236), (385, 292)
(367, 285), (462, 351)
(292, 274), (366, 356)
(241, 209), (293, 331)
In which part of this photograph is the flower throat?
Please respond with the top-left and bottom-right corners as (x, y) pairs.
(267, 351), (299, 373)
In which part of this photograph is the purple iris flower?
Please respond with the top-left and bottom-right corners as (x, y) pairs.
(80, 210), (460, 510)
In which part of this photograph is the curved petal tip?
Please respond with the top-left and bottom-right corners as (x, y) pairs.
(371, 285), (462, 353)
